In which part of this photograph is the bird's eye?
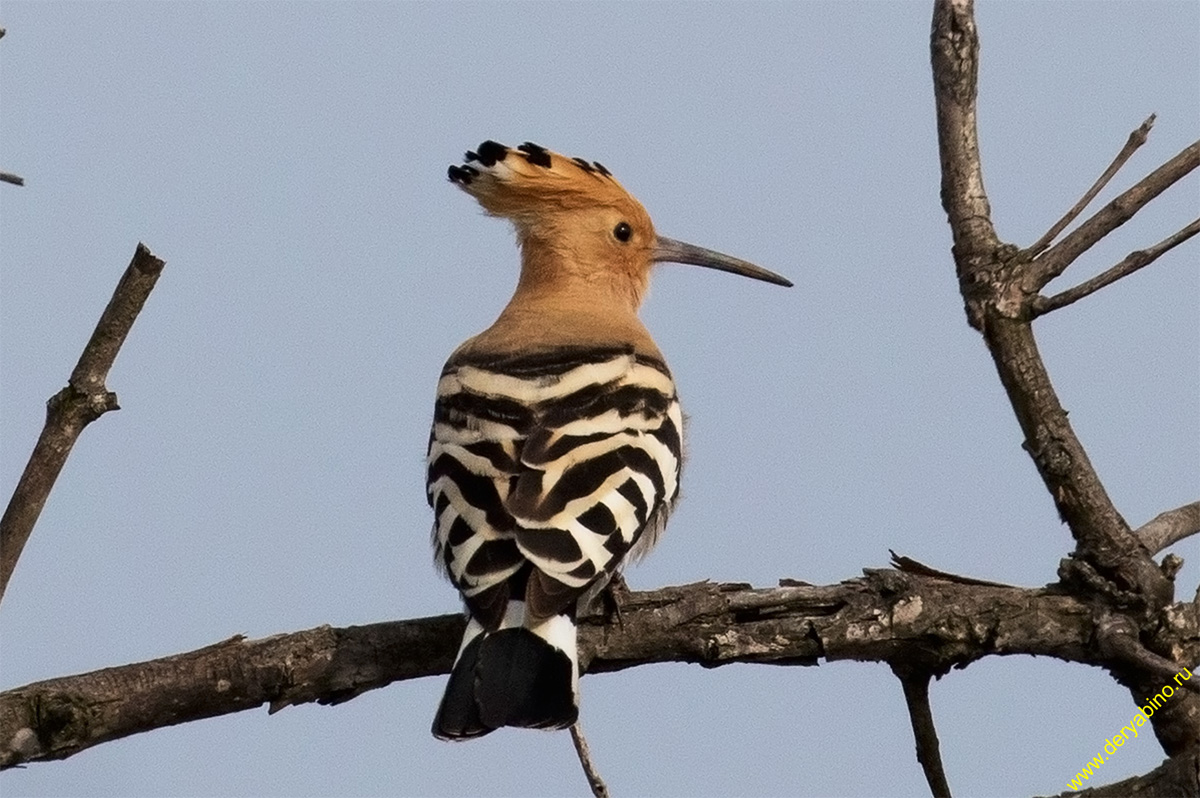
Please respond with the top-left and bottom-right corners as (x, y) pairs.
(613, 222), (633, 242)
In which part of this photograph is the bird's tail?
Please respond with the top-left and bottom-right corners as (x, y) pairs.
(432, 607), (579, 740)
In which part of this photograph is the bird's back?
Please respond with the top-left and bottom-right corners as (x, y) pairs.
(428, 340), (683, 621)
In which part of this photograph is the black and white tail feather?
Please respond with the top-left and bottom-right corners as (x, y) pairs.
(427, 347), (682, 739)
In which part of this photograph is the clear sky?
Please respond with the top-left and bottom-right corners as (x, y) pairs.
(1, 2), (1196, 796)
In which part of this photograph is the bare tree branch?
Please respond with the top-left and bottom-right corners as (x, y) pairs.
(0, 615), (458, 768)
(1136, 502), (1200, 555)
(930, 0), (1000, 325)
(893, 667), (952, 798)
(569, 722), (610, 798)
(0, 244), (165, 604)
(4, 574), (1197, 771)
(930, 0), (1196, 761)
(1033, 219), (1200, 316)
(1030, 140), (1200, 288)
(1023, 116), (1156, 260)
(933, 0), (1172, 608)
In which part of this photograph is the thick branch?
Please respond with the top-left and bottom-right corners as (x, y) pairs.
(985, 318), (1171, 606)
(1033, 218), (1200, 316)
(0, 172), (23, 187)
(1031, 140), (1200, 288)
(4, 574), (1198, 770)
(1024, 116), (1155, 260)
(0, 244), (165, 603)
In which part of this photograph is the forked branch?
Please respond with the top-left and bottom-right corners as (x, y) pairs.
(1023, 115), (1156, 260)
(930, 0), (1197, 769)
(0, 244), (165, 603)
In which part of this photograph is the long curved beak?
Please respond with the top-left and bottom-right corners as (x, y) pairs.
(652, 236), (793, 288)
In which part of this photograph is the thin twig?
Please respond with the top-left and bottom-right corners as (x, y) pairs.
(1135, 502), (1200, 555)
(1030, 139), (1200, 287)
(893, 668), (952, 798)
(1023, 115), (1156, 260)
(1033, 218), (1199, 316)
(569, 721), (610, 798)
(0, 243), (164, 603)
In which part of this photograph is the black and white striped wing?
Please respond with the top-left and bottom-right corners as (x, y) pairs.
(427, 349), (683, 620)
(426, 370), (527, 609)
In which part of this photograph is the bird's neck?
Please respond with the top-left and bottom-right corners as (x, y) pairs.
(453, 281), (660, 366)
(515, 235), (650, 312)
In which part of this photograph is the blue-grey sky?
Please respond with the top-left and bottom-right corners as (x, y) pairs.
(1, 3), (1196, 796)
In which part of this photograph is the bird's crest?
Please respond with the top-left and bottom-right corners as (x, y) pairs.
(444, 138), (791, 324)
(448, 140), (644, 225)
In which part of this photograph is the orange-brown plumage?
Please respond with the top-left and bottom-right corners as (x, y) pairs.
(449, 141), (662, 361)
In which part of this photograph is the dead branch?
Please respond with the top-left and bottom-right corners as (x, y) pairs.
(932, 0), (1173, 606)
(1137, 502), (1200, 556)
(569, 722), (610, 798)
(1031, 140), (1200, 288)
(4, 574), (1197, 771)
(893, 666), (952, 798)
(0, 244), (165, 603)
(930, 0), (1197, 767)
(1024, 116), (1155, 260)
(1033, 219), (1200, 316)
(0, 172), (23, 187)
(930, 0), (1000, 285)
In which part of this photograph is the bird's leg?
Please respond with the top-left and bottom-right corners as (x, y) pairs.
(598, 573), (631, 630)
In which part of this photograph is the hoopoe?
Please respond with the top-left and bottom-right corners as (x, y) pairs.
(428, 140), (791, 739)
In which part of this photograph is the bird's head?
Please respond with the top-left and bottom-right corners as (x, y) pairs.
(448, 141), (791, 310)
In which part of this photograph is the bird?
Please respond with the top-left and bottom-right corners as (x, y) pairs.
(427, 140), (791, 740)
